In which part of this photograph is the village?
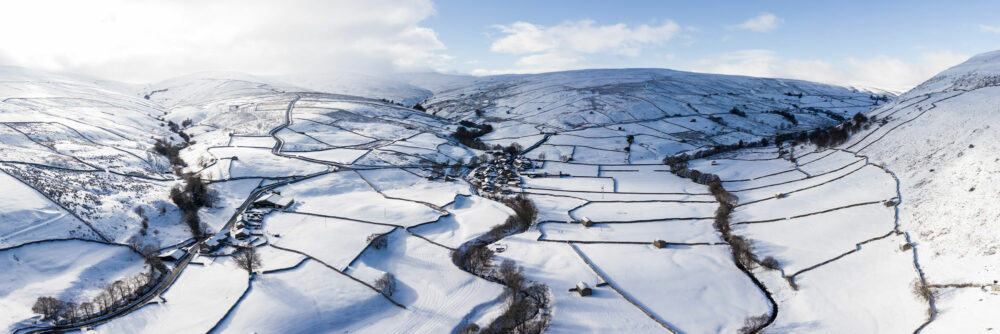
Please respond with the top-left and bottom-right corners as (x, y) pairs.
(466, 150), (535, 199)
(157, 191), (294, 263)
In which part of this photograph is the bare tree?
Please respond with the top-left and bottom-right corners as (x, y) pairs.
(233, 246), (262, 275)
(80, 302), (95, 318)
(62, 302), (78, 320)
(94, 291), (111, 312)
(110, 280), (127, 302)
(31, 296), (62, 320)
(498, 260), (525, 295)
(375, 273), (396, 296)
(738, 314), (770, 334)
(367, 233), (388, 250)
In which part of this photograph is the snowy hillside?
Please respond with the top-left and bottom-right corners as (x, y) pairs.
(422, 68), (886, 163)
(0, 66), (193, 249)
(845, 50), (1000, 332)
(4, 54), (999, 334)
(278, 72), (433, 107)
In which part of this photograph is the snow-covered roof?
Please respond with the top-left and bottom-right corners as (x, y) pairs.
(159, 248), (187, 260)
(255, 193), (293, 207)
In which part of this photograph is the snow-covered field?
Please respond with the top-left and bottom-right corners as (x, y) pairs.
(4, 50), (999, 333)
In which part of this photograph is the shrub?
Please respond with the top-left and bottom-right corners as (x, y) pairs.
(912, 279), (932, 302)
(233, 246), (262, 275)
(504, 143), (523, 156)
(501, 194), (537, 227)
(459, 323), (480, 334)
(761, 256), (780, 270)
(767, 110), (798, 125)
(452, 122), (493, 150)
(375, 273), (397, 296)
(452, 244), (494, 275)
(730, 235), (758, 269)
(707, 115), (727, 126)
(367, 233), (388, 249)
(498, 260), (526, 293)
(152, 139), (187, 168)
(32, 296), (64, 320)
(485, 261), (551, 334)
(713, 204), (732, 238)
(738, 313), (770, 334)
(852, 112), (869, 124)
(170, 173), (214, 237)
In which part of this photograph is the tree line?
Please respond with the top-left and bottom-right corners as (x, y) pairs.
(32, 268), (161, 325)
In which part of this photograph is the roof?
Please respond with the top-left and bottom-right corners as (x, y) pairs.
(255, 193), (293, 207)
(160, 248), (186, 260)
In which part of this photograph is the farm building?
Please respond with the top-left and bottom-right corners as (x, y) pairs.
(158, 248), (187, 262)
(233, 228), (251, 240)
(254, 193), (293, 209)
(202, 230), (230, 251)
(245, 212), (263, 222)
(569, 281), (592, 296)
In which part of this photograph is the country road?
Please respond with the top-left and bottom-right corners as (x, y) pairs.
(12, 94), (333, 334)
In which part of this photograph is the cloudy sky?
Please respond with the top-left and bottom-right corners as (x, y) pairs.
(0, 0), (997, 91)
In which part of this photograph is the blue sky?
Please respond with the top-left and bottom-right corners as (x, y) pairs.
(0, 0), (997, 90)
(420, 0), (1000, 90)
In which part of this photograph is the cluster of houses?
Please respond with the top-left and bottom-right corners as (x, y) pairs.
(467, 150), (534, 197)
(425, 169), (456, 182)
(200, 191), (293, 253)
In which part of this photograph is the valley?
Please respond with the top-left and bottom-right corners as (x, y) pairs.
(1, 50), (999, 333)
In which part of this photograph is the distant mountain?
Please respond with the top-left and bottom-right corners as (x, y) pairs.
(422, 68), (886, 162)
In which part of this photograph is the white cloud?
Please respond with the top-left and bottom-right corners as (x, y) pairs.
(486, 19), (679, 72)
(980, 24), (1000, 34)
(0, 0), (449, 83)
(730, 13), (781, 32)
(690, 50), (968, 92)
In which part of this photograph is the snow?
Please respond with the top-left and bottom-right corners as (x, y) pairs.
(92, 257), (249, 333)
(849, 52), (1000, 286)
(576, 243), (772, 333)
(763, 235), (928, 333)
(227, 135), (275, 148)
(732, 165), (896, 221)
(572, 201), (716, 222)
(347, 230), (507, 333)
(539, 219), (721, 244)
(0, 172), (93, 247)
(12, 52), (995, 332)
(733, 203), (895, 274)
(212, 259), (394, 333)
(356, 168), (469, 207)
(265, 212), (394, 270)
(277, 172), (445, 226)
(289, 148), (369, 164)
(521, 176), (614, 192)
(0, 240), (145, 332)
(497, 231), (668, 332)
(409, 195), (514, 248)
(206, 147), (329, 179)
(922, 286), (1000, 333)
